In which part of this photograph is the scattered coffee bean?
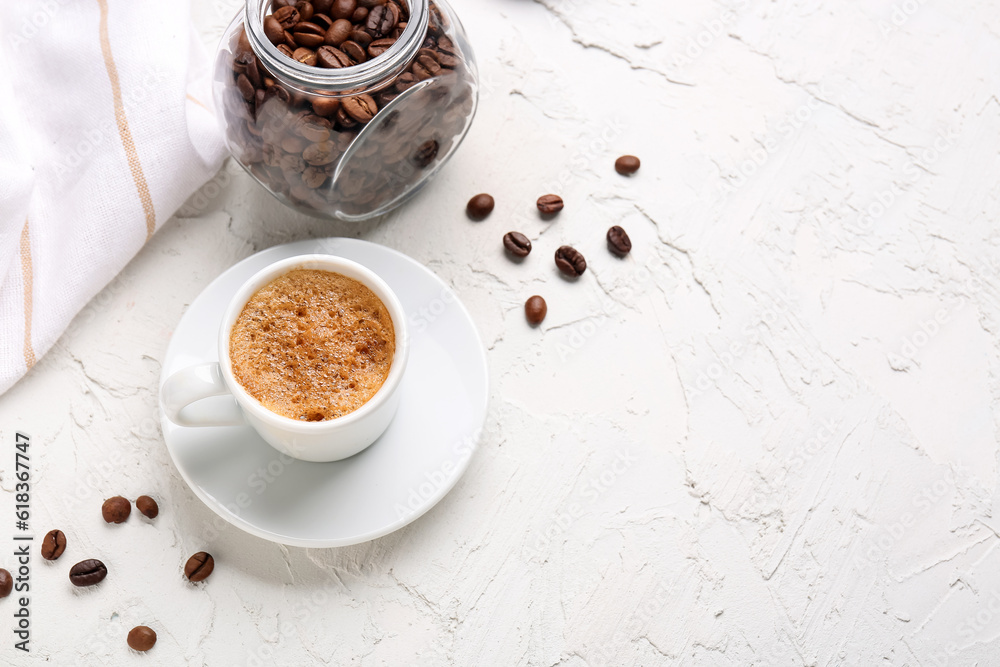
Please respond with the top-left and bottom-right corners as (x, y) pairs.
(136, 496), (159, 520)
(127, 626), (157, 652)
(102, 496), (131, 524)
(466, 193), (494, 219)
(0, 569), (11, 598)
(503, 232), (531, 258)
(525, 296), (547, 325)
(614, 155), (641, 175)
(185, 552), (215, 583)
(41, 529), (67, 561)
(554, 245), (586, 277)
(69, 559), (108, 587)
(606, 225), (632, 257)
(537, 194), (564, 215)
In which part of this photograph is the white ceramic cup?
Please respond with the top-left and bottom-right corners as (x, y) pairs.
(160, 254), (409, 463)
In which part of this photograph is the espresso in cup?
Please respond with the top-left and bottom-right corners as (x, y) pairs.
(229, 269), (396, 422)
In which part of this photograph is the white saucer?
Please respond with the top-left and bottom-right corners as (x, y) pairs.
(158, 238), (489, 547)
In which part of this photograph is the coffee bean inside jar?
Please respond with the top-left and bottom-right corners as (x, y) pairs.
(216, 0), (478, 220)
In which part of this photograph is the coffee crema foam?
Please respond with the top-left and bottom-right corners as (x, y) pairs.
(229, 269), (395, 421)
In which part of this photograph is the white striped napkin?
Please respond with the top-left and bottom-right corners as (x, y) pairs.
(0, 0), (226, 393)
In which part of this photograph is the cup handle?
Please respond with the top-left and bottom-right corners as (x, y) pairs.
(161, 362), (245, 427)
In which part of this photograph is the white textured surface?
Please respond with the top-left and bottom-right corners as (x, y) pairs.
(3, 0), (1000, 664)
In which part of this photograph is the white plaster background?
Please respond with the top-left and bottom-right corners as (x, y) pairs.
(2, 0), (1000, 664)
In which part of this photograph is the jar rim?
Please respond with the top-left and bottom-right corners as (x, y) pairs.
(244, 0), (429, 94)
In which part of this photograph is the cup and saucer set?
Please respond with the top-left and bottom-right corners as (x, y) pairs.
(158, 238), (489, 547)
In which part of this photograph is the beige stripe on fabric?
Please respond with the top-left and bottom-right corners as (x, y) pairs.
(96, 0), (157, 240)
(19, 220), (36, 369)
(186, 94), (211, 113)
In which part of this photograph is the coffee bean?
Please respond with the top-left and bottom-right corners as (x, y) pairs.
(312, 13), (333, 30)
(411, 54), (441, 80)
(554, 246), (586, 277)
(314, 0), (334, 12)
(264, 16), (285, 44)
(102, 496), (131, 524)
(341, 40), (367, 63)
(331, 0), (357, 19)
(614, 155), (640, 175)
(395, 71), (418, 92)
(437, 35), (457, 55)
(350, 29), (373, 47)
(273, 5), (301, 29)
(236, 74), (255, 102)
(368, 37), (396, 58)
(277, 43), (294, 57)
(0, 569), (11, 598)
(352, 6), (369, 22)
(412, 139), (438, 167)
(246, 54), (263, 88)
(293, 30), (325, 49)
(537, 194), (564, 215)
(293, 47), (318, 66)
(294, 21), (324, 36)
(266, 83), (291, 102)
(503, 232), (531, 257)
(312, 96), (341, 116)
(417, 47), (440, 63)
(298, 1), (315, 20)
(135, 496), (159, 520)
(127, 626), (157, 652)
(298, 116), (332, 142)
(303, 166), (328, 187)
(69, 559), (108, 587)
(366, 4), (398, 37)
(324, 18), (353, 46)
(525, 296), (547, 325)
(606, 225), (632, 256)
(438, 52), (460, 69)
(317, 45), (352, 68)
(335, 105), (358, 129)
(185, 552), (215, 583)
(41, 529), (67, 560)
(466, 193), (494, 219)
(342, 94), (378, 122)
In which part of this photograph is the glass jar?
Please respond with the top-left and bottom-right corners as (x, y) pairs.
(214, 0), (478, 221)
